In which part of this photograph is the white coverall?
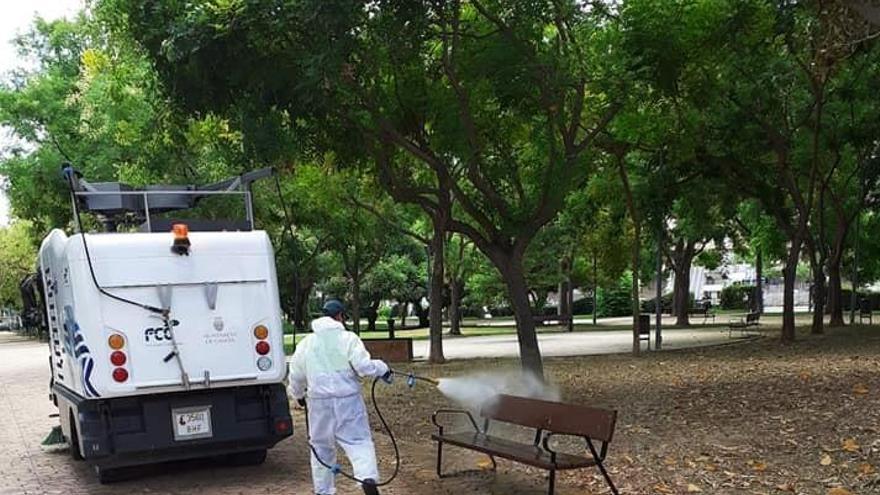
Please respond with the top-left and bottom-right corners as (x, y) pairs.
(288, 316), (390, 495)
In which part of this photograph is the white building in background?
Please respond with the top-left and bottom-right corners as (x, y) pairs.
(642, 257), (811, 309)
(691, 263), (758, 305)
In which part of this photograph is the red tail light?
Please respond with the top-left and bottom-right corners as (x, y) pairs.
(112, 368), (129, 383)
(255, 341), (270, 355)
(274, 418), (291, 434)
(110, 351), (127, 366)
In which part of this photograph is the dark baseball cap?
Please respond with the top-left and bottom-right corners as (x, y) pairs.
(322, 299), (345, 317)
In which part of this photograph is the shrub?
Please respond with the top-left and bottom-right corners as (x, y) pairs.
(641, 293), (673, 314)
(597, 273), (633, 317)
(377, 305), (392, 320)
(571, 297), (595, 315)
(720, 285), (754, 310)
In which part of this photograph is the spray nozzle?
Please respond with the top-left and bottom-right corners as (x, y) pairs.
(407, 373), (416, 388)
(331, 464), (342, 475)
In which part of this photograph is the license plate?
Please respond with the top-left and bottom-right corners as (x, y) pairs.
(172, 406), (213, 441)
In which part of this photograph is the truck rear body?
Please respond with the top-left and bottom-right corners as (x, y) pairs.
(41, 229), (292, 472)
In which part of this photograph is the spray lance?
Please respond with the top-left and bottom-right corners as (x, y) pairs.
(301, 369), (439, 488)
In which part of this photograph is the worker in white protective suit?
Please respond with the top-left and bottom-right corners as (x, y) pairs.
(289, 299), (391, 495)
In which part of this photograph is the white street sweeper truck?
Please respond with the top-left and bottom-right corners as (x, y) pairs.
(39, 166), (292, 482)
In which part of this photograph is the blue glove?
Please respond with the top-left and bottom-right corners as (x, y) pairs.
(381, 370), (393, 384)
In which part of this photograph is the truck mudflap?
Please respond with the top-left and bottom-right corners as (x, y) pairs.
(55, 383), (292, 468)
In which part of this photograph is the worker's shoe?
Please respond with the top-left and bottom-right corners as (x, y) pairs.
(362, 479), (380, 495)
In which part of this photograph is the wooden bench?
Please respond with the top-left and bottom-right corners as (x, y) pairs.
(688, 306), (716, 324)
(431, 394), (619, 495)
(728, 312), (760, 338)
(533, 314), (574, 331)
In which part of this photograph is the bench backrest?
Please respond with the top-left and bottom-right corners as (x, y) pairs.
(747, 312), (760, 323)
(481, 394), (617, 442)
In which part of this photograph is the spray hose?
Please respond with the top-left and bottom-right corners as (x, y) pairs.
(302, 370), (437, 487)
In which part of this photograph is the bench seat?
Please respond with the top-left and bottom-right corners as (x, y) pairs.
(431, 432), (596, 470)
(431, 395), (619, 495)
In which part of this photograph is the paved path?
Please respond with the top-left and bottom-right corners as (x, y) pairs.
(0, 331), (594, 494)
(412, 327), (737, 360)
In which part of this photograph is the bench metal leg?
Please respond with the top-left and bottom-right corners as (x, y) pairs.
(596, 461), (619, 495)
(548, 469), (556, 495)
(436, 441), (444, 478)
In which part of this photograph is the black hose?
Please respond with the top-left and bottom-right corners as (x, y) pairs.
(304, 376), (401, 487)
(65, 169), (165, 315)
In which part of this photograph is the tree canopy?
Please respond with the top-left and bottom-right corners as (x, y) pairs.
(2, 0), (880, 375)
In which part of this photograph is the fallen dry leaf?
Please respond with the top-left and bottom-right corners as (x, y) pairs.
(842, 438), (860, 453)
(857, 462), (875, 475)
(820, 454), (833, 466)
(653, 483), (674, 494)
(827, 488), (853, 495)
(853, 383), (869, 395)
(776, 483), (796, 492)
(752, 460), (768, 472)
(686, 483), (702, 493)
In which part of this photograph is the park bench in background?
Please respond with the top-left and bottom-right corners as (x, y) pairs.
(431, 394), (619, 495)
(533, 314), (574, 332)
(728, 311), (761, 338)
(859, 300), (873, 325)
(638, 314), (651, 350)
(688, 305), (717, 324)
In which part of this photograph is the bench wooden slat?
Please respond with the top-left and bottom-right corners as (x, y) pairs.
(431, 432), (596, 470)
(481, 394), (617, 442)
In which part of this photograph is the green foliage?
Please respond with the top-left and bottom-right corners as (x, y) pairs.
(4, 0), (880, 352)
(641, 293), (672, 314)
(720, 285), (754, 310)
(0, 13), (245, 235)
(597, 272), (634, 318)
(0, 222), (37, 309)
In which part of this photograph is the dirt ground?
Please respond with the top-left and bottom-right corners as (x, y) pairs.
(367, 325), (880, 495)
(3, 325), (879, 495)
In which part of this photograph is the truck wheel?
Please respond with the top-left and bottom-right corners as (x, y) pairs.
(226, 449), (267, 466)
(68, 414), (83, 461)
(94, 465), (120, 484)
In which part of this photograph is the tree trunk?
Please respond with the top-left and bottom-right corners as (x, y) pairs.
(428, 219), (446, 363)
(351, 275), (361, 334)
(617, 154), (641, 357)
(558, 280), (570, 316)
(291, 276), (304, 330)
(399, 302), (408, 328)
(827, 261), (844, 327)
(673, 249), (694, 326)
(449, 278), (462, 336)
(366, 299), (380, 333)
(655, 228), (663, 349)
(810, 256), (825, 335)
(496, 253), (544, 378)
(630, 226), (642, 356)
(291, 277), (313, 331)
(781, 238), (802, 343)
(558, 256), (572, 318)
(592, 254), (598, 325)
(754, 248), (764, 313)
(415, 301), (429, 328)
(827, 220), (849, 327)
